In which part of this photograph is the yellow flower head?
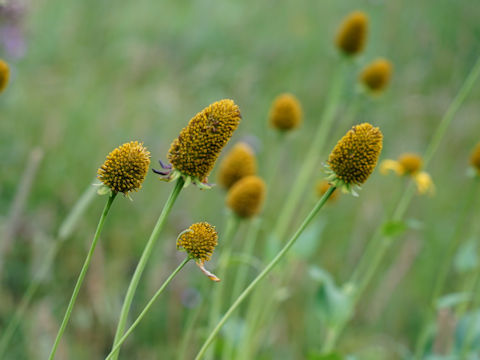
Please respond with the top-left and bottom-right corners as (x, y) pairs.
(316, 180), (339, 202)
(269, 93), (303, 131)
(218, 142), (257, 189)
(335, 11), (369, 56)
(226, 175), (266, 218)
(97, 141), (151, 195)
(360, 58), (393, 93)
(0, 59), (10, 94)
(380, 153), (434, 195)
(470, 142), (480, 175)
(398, 153), (423, 175)
(161, 99), (241, 188)
(326, 123), (383, 194)
(177, 222), (220, 281)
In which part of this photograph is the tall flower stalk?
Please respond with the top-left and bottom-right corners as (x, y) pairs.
(48, 141), (150, 360)
(110, 99), (241, 359)
(106, 222), (220, 359)
(321, 54), (480, 353)
(195, 122), (383, 359)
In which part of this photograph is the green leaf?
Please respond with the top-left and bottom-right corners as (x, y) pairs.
(307, 351), (344, 360)
(454, 237), (479, 273)
(436, 292), (472, 309)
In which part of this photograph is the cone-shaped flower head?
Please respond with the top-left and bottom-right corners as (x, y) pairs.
(0, 59), (10, 93)
(98, 141), (151, 195)
(470, 142), (480, 175)
(218, 142), (257, 189)
(166, 99), (241, 186)
(269, 93), (303, 131)
(360, 58), (393, 93)
(327, 123), (383, 194)
(177, 222), (220, 281)
(226, 175), (266, 218)
(316, 180), (339, 202)
(335, 11), (368, 56)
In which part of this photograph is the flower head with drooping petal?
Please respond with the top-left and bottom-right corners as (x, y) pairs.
(177, 222), (220, 282)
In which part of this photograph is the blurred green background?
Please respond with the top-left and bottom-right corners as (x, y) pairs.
(1, 0), (480, 359)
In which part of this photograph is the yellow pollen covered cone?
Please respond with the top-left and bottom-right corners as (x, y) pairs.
(226, 175), (266, 218)
(167, 99), (241, 181)
(97, 141), (151, 195)
(0, 59), (10, 94)
(177, 222), (218, 262)
(360, 58), (393, 93)
(470, 142), (480, 174)
(269, 93), (303, 131)
(335, 11), (369, 56)
(327, 123), (383, 191)
(217, 142), (257, 189)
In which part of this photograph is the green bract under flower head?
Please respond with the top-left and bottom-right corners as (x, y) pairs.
(326, 123), (383, 194)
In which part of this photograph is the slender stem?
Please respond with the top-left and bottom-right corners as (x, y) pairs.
(105, 257), (190, 360)
(459, 268), (480, 359)
(271, 60), (346, 245)
(414, 180), (479, 359)
(321, 54), (480, 353)
(194, 187), (336, 360)
(48, 192), (117, 360)
(110, 177), (184, 360)
(221, 218), (262, 360)
(205, 213), (241, 360)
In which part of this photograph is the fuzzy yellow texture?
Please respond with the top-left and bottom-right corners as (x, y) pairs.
(471, 143), (480, 174)
(98, 141), (151, 194)
(0, 59), (10, 93)
(398, 153), (423, 175)
(177, 222), (218, 261)
(360, 58), (393, 92)
(269, 93), (303, 131)
(168, 99), (241, 181)
(316, 180), (339, 202)
(328, 123), (383, 186)
(226, 175), (266, 218)
(335, 11), (368, 56)
(218, 142), (257, 189)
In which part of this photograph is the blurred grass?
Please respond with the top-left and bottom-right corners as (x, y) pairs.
(1, 0), (480, 359)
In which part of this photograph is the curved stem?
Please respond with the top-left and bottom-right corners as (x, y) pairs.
(105, 257), (190, 360)
(194, 187), (336, 360)
(48, 192), (117, 360)
(110, 177), (184, 360)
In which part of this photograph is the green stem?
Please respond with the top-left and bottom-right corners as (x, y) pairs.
(271, 60), (346, 245)
(221, 218), (262, 360)
(321, 54), (480, 353)
(48, 192), (117, 360)
(414, 180), (479, 359)
(459, 269), (480, 359)
(110, 177), (184, 360)
(205, 213), (241, 360)
(105, 257), (190, 360)
(194, 187), (336, 360)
